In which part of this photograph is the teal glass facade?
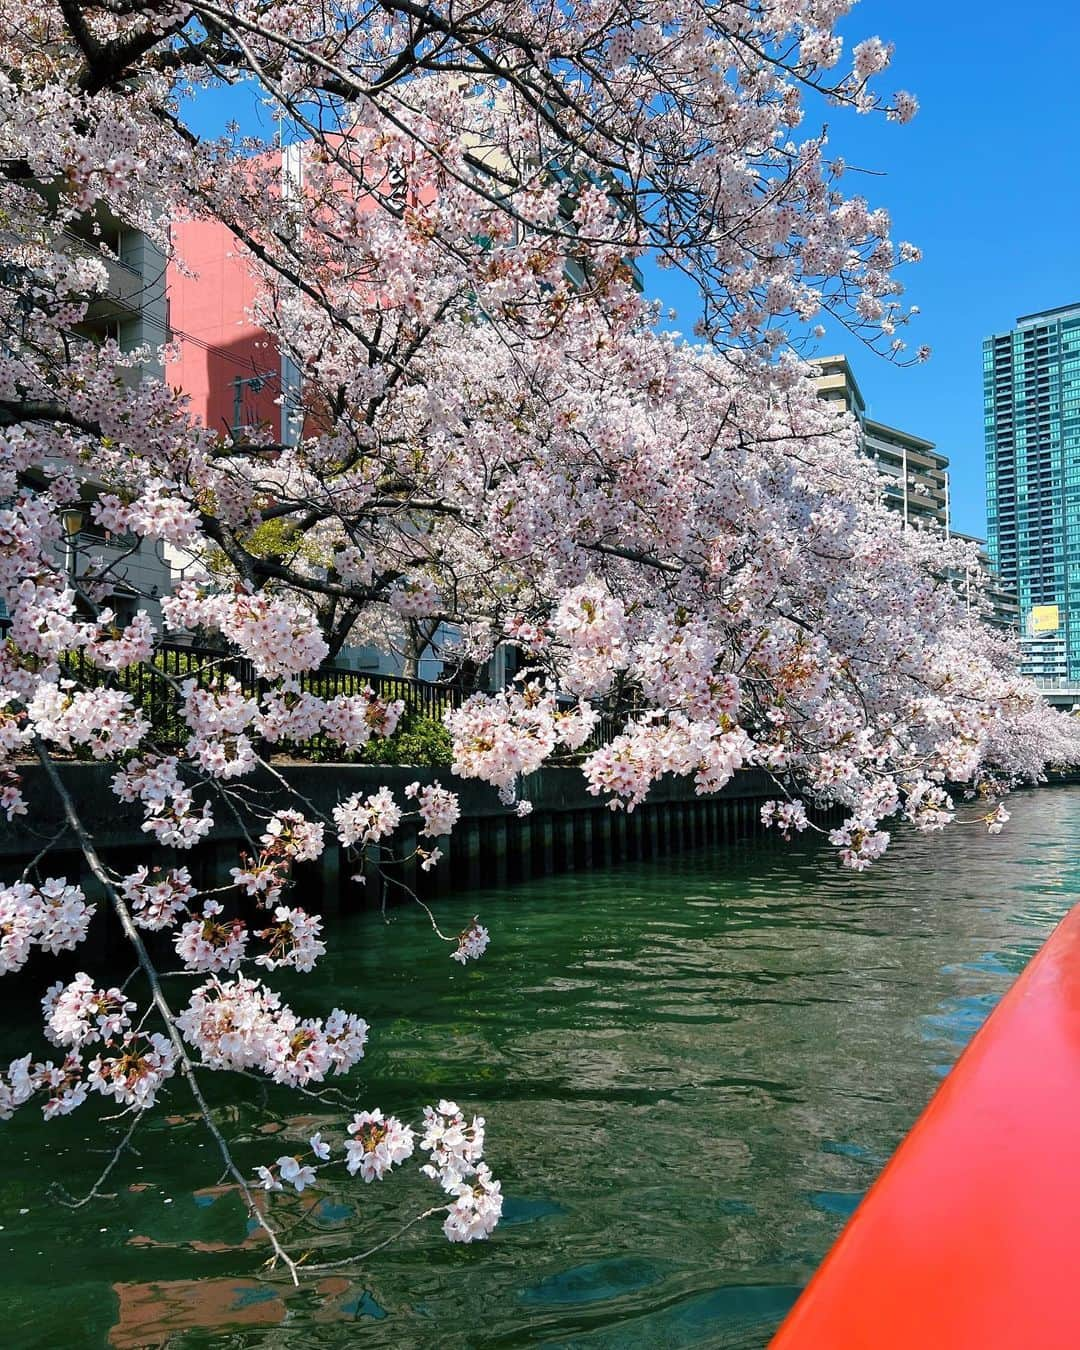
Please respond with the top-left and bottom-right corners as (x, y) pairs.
(985, 304), (1080, 680)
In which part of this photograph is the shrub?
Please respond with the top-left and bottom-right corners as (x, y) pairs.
(358, 708), (453, 767)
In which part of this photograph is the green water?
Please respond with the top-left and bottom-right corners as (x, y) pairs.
(2, 787), (1078, 1349)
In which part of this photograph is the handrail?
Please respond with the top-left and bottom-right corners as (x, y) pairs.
(60, 229), (142, 276)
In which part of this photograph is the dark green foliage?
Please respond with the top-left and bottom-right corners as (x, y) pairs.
(358, 708), (454, 767)
(55, 645), (459, 766)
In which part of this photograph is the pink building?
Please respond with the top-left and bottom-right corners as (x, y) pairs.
(164, 153), (446, 677)
(167, 213), (286, 440)
(162, 143), (513, 682)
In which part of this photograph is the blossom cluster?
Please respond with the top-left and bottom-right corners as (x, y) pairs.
(254, 905), (327, 973)
(44, 973), (134, 1048)
(446, 684), (597, 803)
(581, 719), (753, 812)
(112, 756), (215, 850)
(253, 1100), (502, 1245)
(420, 1100), (503, 1242)
(0, 1051), (88, 1121)
(176, 977), (369, 1088)
(162, 583), (329, 680)
(451, 918), (491, 965)
(405, 780), (461, 837)
(28, 685), (148, 760)
(346, 1109), (416, 1182)
(828, 817), (891, 871)
(761, 800), (810, 839)
(334, 786), (402, 847)
(0, 974), (184, 1115)
(388, 575), (441, 618)
(0, 880), (94, 975)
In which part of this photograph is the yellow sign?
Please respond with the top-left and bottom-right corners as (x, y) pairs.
(1030, 604), (1060, 634)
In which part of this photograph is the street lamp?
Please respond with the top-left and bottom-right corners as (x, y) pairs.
(61, 505), (85, 586)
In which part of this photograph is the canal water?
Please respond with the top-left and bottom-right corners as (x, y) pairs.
(1, 786), (1078, 1349)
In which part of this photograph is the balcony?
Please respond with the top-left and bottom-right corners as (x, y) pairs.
(61, 230), (147, 316)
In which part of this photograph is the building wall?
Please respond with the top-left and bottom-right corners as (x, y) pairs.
(115, 227), (168, 378)
(863, 418), (949, 529)
(68, 526), (171, 627)
(57, 219), (174, 623)
(164, 148), (458, 680)
(167, 217), (283, 438)
(812, 355), (1018, 634)
(167, 200), (444, 678)
(60, 220), (168, 380)
(811, 356), (949, 527)
(1019, 631), (1068, 684)
(984, 304), (1080, 680)
(164, 138), (642, 686)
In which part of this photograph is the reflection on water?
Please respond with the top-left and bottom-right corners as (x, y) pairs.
(1, 787), (1077, 1349)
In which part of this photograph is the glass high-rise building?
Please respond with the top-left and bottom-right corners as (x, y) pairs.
(985, 303), (1080, 684)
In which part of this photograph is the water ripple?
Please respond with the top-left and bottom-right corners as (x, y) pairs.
(0, 787), (1075, 1348)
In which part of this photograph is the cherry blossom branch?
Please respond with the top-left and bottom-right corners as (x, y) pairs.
(303, 1204), (449, 1271)
(53, 1108), (144, 1208)
(32, 740), (302, 1286)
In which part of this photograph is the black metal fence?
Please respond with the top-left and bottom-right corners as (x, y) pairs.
(55, 642), (626, 760)
(57, 643), (466, 752)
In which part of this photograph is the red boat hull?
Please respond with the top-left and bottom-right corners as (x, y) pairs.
(771, 904), (1080, 1349)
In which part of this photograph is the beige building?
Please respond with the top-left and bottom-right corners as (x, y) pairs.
(813, 354), (949, 529)
(812, 355), (1019, 634)
(949, 532), (1022, 633)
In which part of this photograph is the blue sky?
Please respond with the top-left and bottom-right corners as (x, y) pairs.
(186, 1), (1080, 536)
(647, 0), (1080, 536)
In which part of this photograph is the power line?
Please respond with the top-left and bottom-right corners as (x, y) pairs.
(139, 308), (282, 375)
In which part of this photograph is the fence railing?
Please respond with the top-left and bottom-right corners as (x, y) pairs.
(56, 642), (627, 760)
(57, 643), (468, 753)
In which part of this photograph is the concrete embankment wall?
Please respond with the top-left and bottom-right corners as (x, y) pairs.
(0, 762), (796, 918)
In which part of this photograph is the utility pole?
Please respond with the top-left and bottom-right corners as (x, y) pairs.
(232, 371), (277, 434)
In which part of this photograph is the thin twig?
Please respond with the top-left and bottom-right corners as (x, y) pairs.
(19, 825), (71, 883)
(54, 1109), (144, 1208)
(305, 1205), (448, 1270)
(34, 740), (301, 1285)
(377, 867), (454, 942)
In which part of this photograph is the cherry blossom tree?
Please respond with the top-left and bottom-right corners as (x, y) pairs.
(0, 0), (1077, 1283)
